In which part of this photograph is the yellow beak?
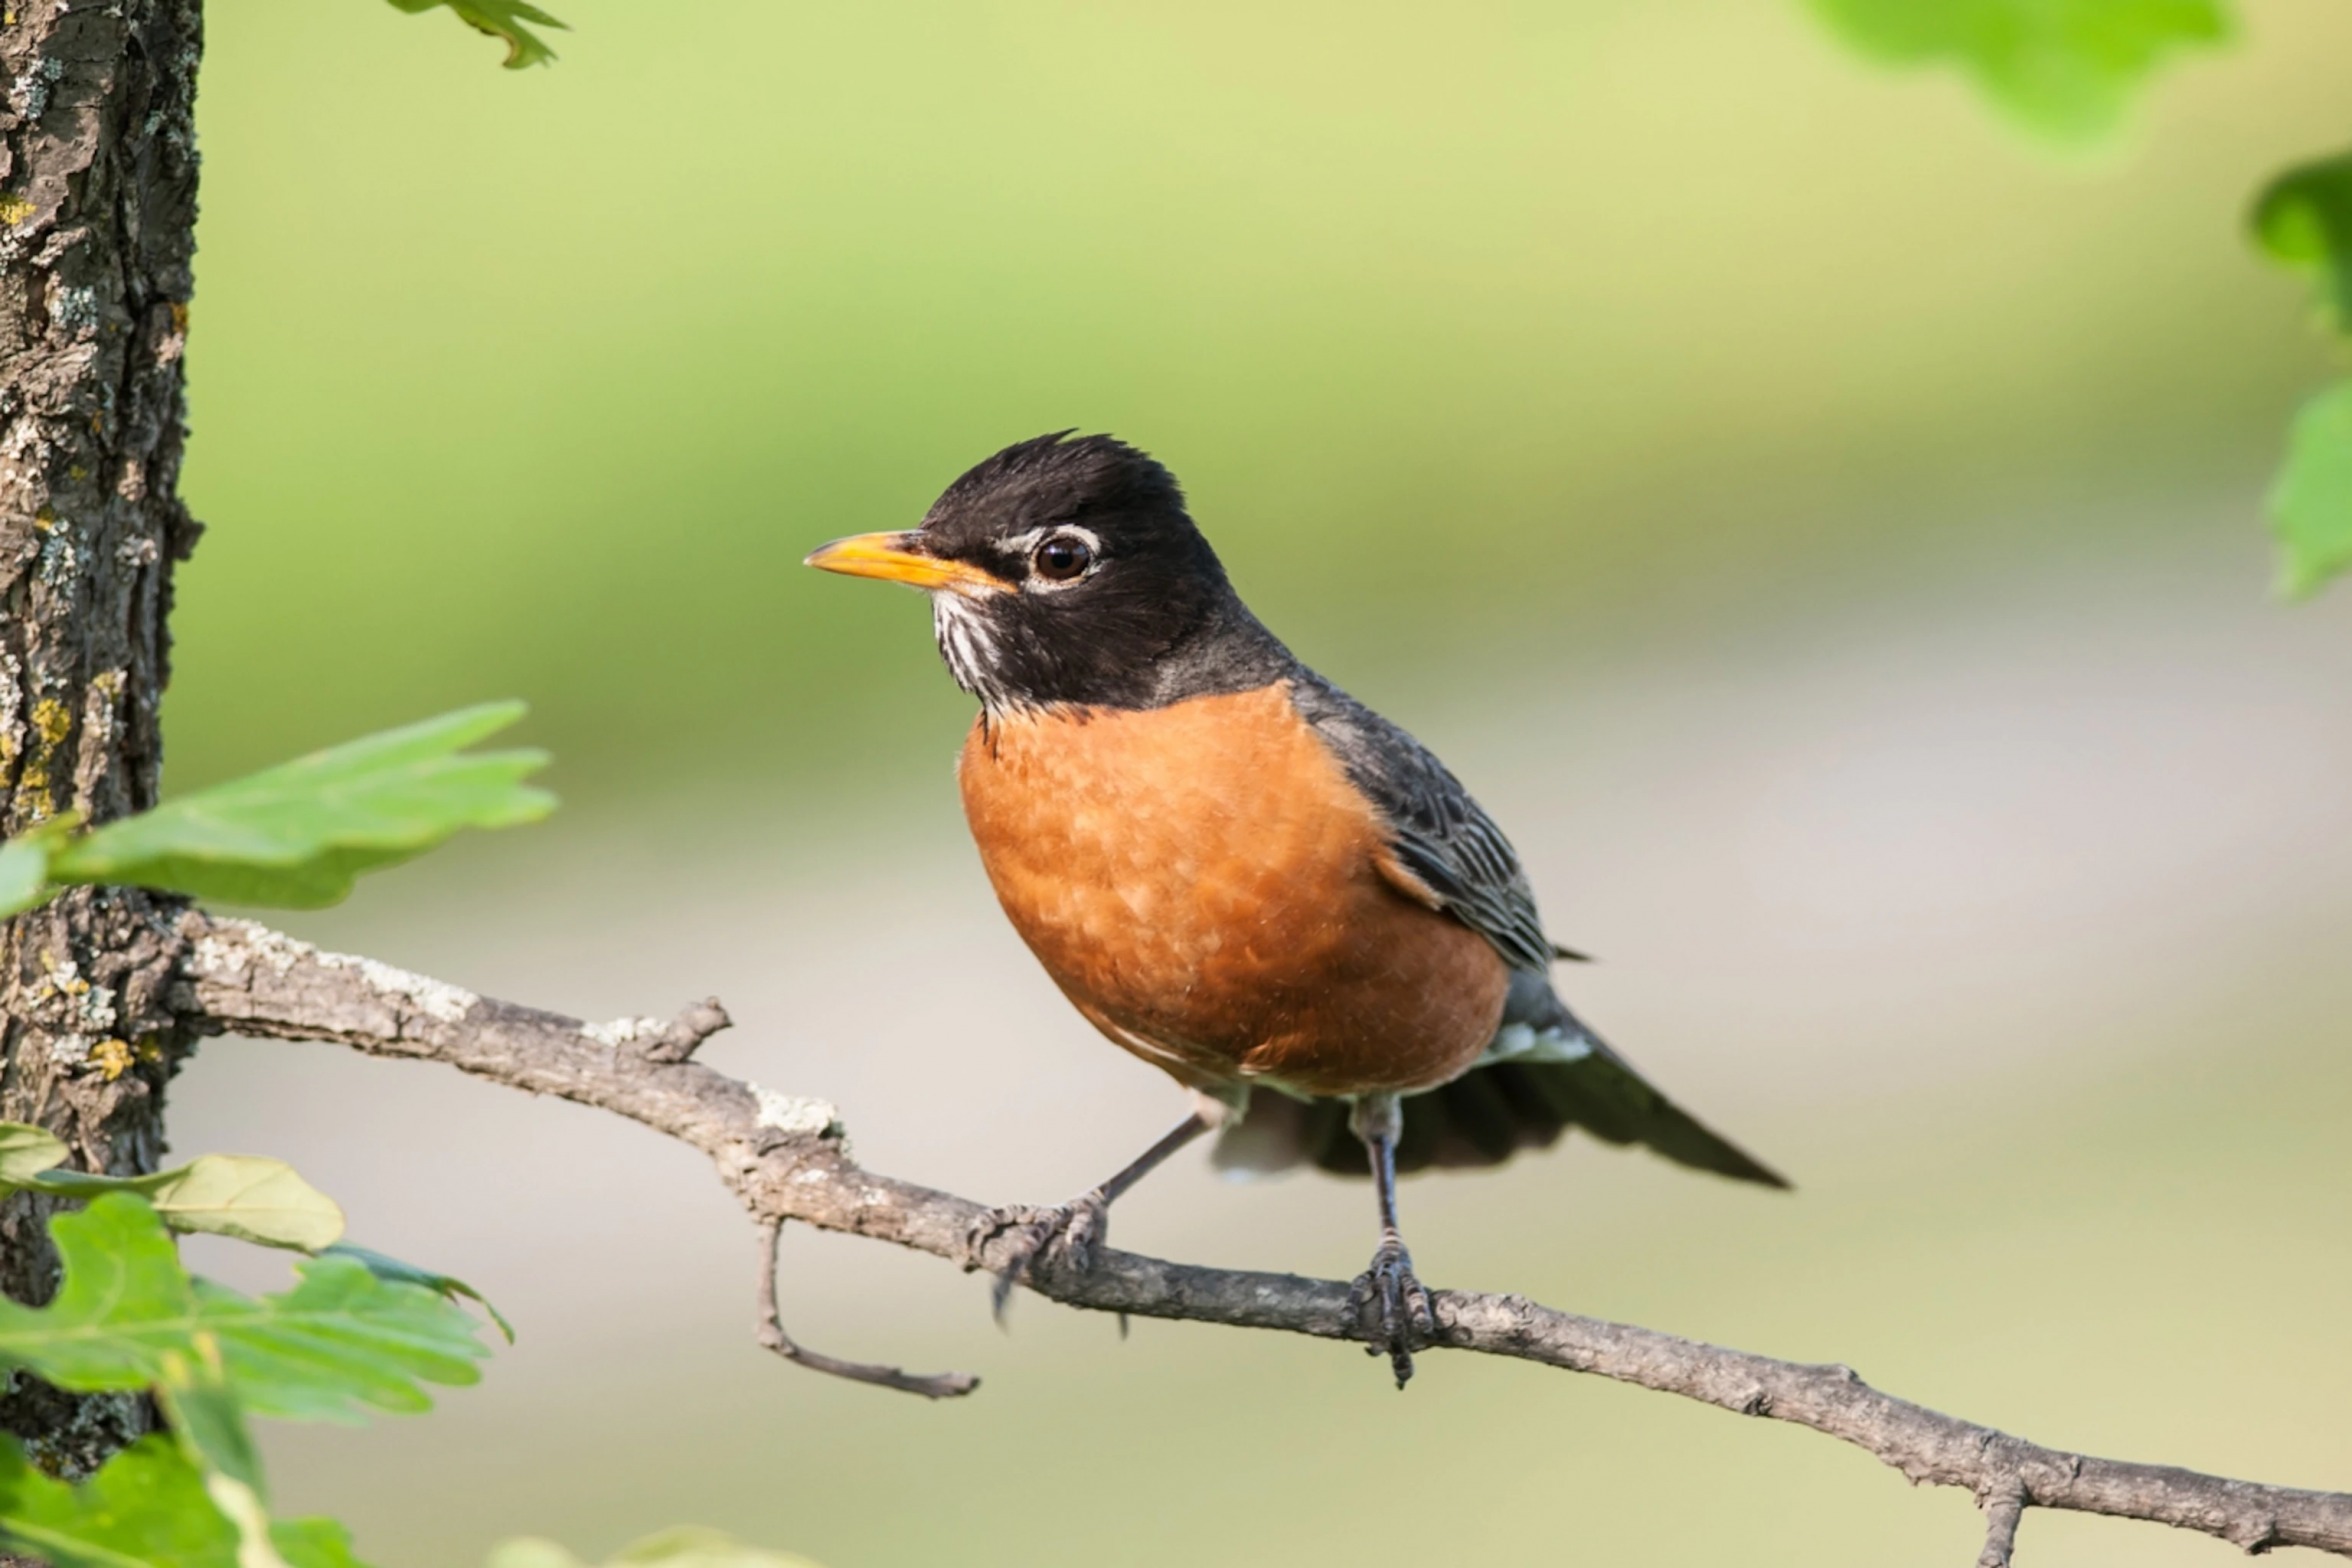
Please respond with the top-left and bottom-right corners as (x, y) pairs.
(803, 532), (1010, 596)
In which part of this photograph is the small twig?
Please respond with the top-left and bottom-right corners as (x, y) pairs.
(647, 998), (731, 1063)
(174, 913), (2352, 1563)
(754, 1217), (978, 1400)
(1978, 1482), (2027, 1568)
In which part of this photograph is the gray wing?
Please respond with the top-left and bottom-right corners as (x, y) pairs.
(1269, 672), (1790, 1189)
(1288, 673), (1555, 972)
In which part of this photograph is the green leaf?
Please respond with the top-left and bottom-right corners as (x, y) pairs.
(324, 1244), (514, 1342)
(156, 1349), (378, 1568)
(0, 837), (52, 920)
(385, 0), (568, 68)
(155, 1343), (267, 1497)
(0, 814), (81, 920)
(0, 1194), (203, 1392)
(273, 1517), (373, 1568)
(488, 1530), (825, 1568)
(2269, 379), (2352, 598)
(0, 1435), (241, 1568)
(486, 1545), (584, 1568)
(1809, 0), (2231, 142)
(0, 1210), (384, 1568)
(154, 1343), (301, 1568)
(2252, 150), (2352, 331)
(196, 1257), (490, 1422)
(607, 1530), (825, 1567)
(0, 1123), (69, 1185)
(47, 703), (554, 910)
(0, 1195), (490, 1419)
(31, 1156), (348, 1252)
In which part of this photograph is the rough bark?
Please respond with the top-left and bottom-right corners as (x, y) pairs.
(0, 0), (202, 1480)
(177, 912), (2352, 1562)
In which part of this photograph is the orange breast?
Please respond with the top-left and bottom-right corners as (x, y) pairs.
(957, 682), (1510, 1099)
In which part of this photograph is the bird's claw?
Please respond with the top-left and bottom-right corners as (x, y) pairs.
(963, 1191), (1109, 1322)
(1348, 1236), (1436, 1389)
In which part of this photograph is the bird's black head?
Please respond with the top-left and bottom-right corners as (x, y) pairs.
(807, 433), (1288, 711)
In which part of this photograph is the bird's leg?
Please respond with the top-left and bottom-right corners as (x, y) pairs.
(966, 1104), (1217, 1320)
(1346, 1092), (1436, 1388)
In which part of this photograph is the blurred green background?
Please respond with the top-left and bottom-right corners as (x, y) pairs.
(178, 0), (2336, 801)
(166, 1), (2352, 1565)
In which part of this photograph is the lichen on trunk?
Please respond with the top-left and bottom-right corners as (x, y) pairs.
(0, 0), (205, 1480)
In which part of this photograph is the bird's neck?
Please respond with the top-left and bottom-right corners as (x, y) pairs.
(938, 592), (1295, 718)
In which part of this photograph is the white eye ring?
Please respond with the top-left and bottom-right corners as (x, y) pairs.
(1001, 525), (1103, 591)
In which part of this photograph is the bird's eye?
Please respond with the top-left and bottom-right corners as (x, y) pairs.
(1031, 534), (1094, 582)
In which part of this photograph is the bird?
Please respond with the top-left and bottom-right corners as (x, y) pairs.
(806, 432), (1785, 1385)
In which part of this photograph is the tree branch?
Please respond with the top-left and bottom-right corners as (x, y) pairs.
(170, 912), (2352, 1562)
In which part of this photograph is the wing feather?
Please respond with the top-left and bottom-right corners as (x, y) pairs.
(1289, 674), (1555, 972)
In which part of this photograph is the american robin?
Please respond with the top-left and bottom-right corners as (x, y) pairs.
(807, 432), (1785, 1385)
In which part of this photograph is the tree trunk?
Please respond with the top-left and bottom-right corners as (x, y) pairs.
(0, 0), (202, 1481)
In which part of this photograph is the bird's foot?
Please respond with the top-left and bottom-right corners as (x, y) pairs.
(1348, 1235), (1436, 1389)
(963, 1190), (1109, 1322)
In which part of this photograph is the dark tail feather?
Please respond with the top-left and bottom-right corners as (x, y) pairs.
(1212, 1057), (1788, 1188)
(1495, 1054), (1788, 1187)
